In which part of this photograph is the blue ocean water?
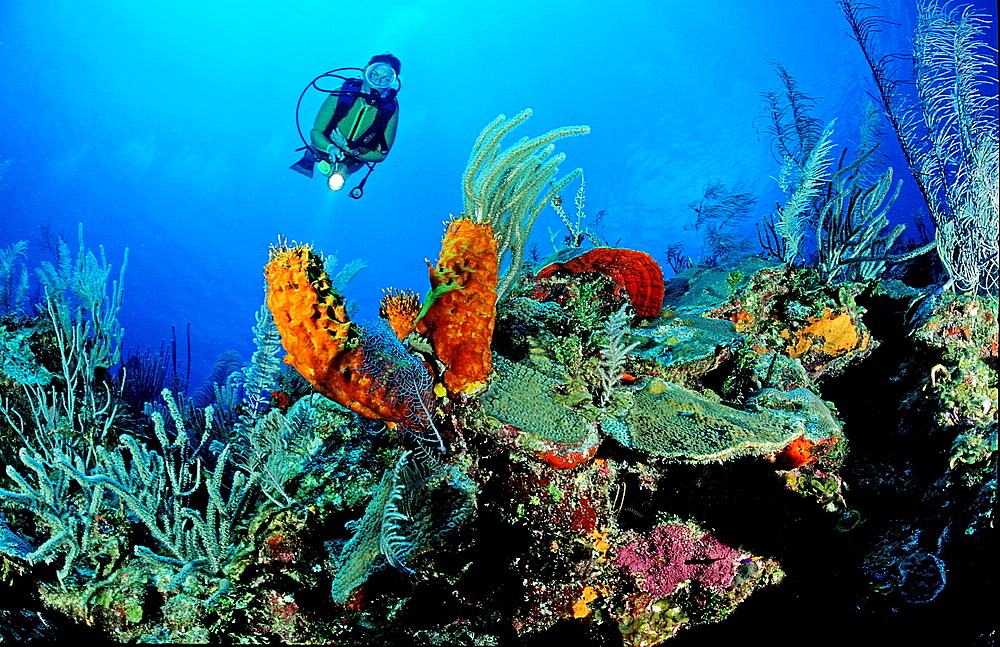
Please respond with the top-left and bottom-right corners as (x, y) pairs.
(0, 0), (995, 387)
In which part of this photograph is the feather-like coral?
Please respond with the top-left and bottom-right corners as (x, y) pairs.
(777, 120), (837, 264)
(843, 0), (999, 295)
(594, 305), (641, 407)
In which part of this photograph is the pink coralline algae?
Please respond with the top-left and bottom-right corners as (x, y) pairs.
(614, 523), (747, 597)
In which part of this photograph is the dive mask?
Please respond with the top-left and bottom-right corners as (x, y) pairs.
(364, 62), (397, 90)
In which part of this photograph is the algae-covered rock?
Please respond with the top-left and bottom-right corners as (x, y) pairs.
(906, 292), (998, 479)
(747, 350), (811, 391)
(632, 314), (739, 374)
(748, 387), (843, 441)
(662, 258), (779, 314)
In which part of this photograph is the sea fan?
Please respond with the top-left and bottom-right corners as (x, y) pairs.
(357, 319), (442, 450)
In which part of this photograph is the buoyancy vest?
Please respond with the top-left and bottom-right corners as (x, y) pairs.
(325, 78), (398, 154)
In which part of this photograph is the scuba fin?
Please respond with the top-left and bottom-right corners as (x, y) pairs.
(290, 146), (320, 178)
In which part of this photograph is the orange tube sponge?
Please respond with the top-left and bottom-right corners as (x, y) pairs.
(264, 243), (409, 422)
(415, 219), (499, 396)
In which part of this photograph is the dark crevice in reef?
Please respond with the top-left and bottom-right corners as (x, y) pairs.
(799, 292), (995, 645)
(0, 574), (106, 642)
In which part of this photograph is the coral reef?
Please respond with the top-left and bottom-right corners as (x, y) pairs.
(2, 94), (996, 645)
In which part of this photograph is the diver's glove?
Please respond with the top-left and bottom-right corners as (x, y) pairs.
(325, 143), (360, 159)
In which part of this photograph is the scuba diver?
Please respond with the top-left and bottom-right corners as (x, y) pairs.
(290, 54), (401, 197)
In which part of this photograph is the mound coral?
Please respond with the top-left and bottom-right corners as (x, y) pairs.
(479, 357), (591, 446)
(534, 247), (665, 317)
(620, 381), (810, 461)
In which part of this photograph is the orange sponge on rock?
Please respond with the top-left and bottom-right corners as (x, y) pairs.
(264, 243), (406, 422)
(415, 219), (499, 396)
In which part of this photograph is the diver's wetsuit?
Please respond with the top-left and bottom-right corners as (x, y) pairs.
(310, 84), (399, 175)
